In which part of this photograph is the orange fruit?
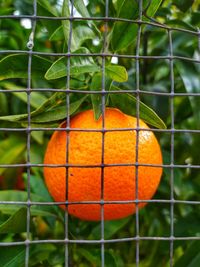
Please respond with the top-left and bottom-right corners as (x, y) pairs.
(44, 108), (163, 221)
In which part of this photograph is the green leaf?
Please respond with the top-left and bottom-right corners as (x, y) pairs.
(37, 0), (60, 36)
(166, 19), (195, 31)
(110, 85), (166, 129)
(111, 0), (163, 51)
(30, 95), (87, 123)
(0, 191), (58, 218)
(0, 246), (26, 267)
(29, 244), (56, 266)
(74, 0), (90, 17)
(90, 73), (112, 120)
(113, 0), (124, 11)
(45, 48), (100, 80)
(0, 190), (27, 204)
(37, 0), (58, 17)
(73, 23), (96, 48)
(78, 248), (118, 267)
(0, 135), (26, 175)
(45, 58), (99, 80)
(0, 113), (28, 123)
(29, 175), (53, 202)
(191, 11), (200, 27)
(0, 94), (87, 124)
(31, 93), (87, 123)
(144, 0), (163, 17)
(0, 54), (52, 81)
(31, 131), (44, 145)
(175, 60), (200, 125)
(62, 0), (77, 51)
(0, 244), (56, 267)
(0, 92), (8, 115)
(53, 3), (97, 48)
(73, 0), (100, 37)
(21, 121), (59, 128)
(172, 0), (195, 12)
(174, 241), (200, 267)
(0, 207), (27, 234)
(111, 0), (139, 51)
(2, 81), (47, 109)
(106, 64), (128, 82)
(31, 91), (70, 117)
(49, 25), (64, 41)
(90, 217), (131, 239)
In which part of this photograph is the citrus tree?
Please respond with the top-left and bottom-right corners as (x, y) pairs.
(0, 0), (200, 266)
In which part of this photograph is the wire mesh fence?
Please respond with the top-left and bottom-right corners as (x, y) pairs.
(0, 0), (200, 266)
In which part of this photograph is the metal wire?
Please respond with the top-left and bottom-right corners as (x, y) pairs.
(135, 0), (143, 265)
(168, 28), (175, 267)
(0, 0), (200, 266)
(100, 0), (109, 265)
(25, 1), (37, 266)
(64, 0), (74, 265)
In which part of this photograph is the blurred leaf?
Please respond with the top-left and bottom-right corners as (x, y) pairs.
(175, 213), (200, 237)
(144, 0), (163, 17)
(0, 244), (56, 267)
(37, 0), (60, 36)
(31, 131), (44, 145)
(0, 207), (26, 233)
(106, 64), (128, 82)
(166, 19), (195, 31)
(0, 135), (26, 175)
(37, 0), (58, 16)
(113, 0), (124, 11)
(49, 25), (63, 41)
(191, 11), (200, 27)
(78, 248), (118, 267)
(174, 241), (200, 267)
(90, 217), (130, 239)
(29, 244), (56, 266)
(0, 246), (25, 267)
(29, 175), (53, 202)
(0, 54), (52, 81)
(90, 73), (112, 120)
(0, 7), (14, 15)
(112, 22), (138, 52)
(0, 93), (8, 115)
(110, 85), (166, 129)
(175, 60), (200, 125)
(111, 0), (139, 51)
(175, 97), (193, 123)
(172, 0), (195, 12)
(14, 0), (33, 15)
(0, 190), (28, 203)
(0, 113), (28, 123)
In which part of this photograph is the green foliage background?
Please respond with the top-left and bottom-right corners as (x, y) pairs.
(0, 0), (200, 266)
